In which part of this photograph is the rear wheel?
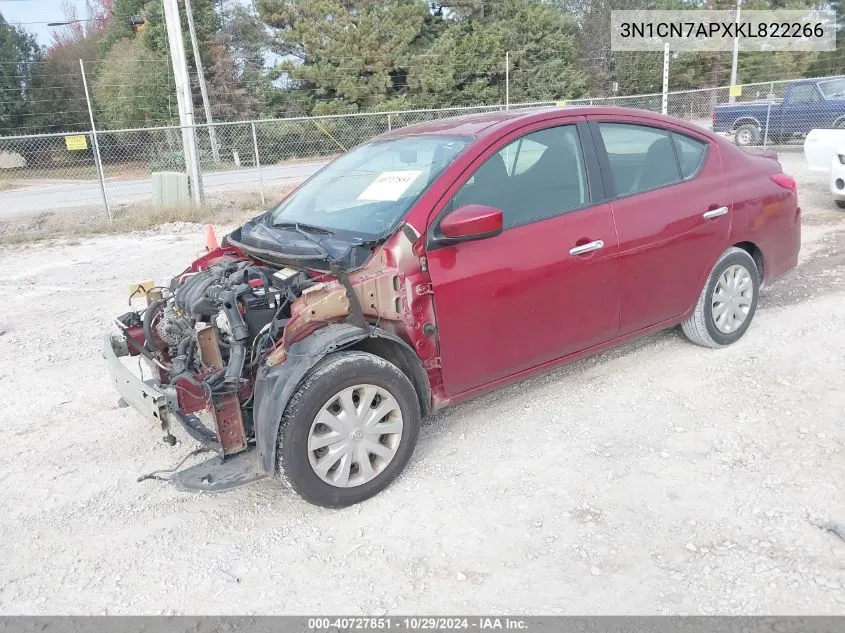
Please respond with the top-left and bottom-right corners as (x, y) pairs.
(681, 247), (760, 348)
(734, 123), (761, 146)
(836, 200), (845, 209)
(276, 351), (420, 507)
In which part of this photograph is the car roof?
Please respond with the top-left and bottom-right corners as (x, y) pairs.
(377, 106), (713, 141)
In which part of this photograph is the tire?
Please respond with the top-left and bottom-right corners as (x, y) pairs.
(734, 123), (761, 146)
(276, 350), (421, 508)
(681, 247), (760, 348)
(836, 200), (845, 209)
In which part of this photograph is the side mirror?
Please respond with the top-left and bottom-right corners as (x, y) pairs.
(439, 204), (503, 243)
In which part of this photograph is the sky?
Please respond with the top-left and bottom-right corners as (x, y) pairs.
(0, 0), (88, 45)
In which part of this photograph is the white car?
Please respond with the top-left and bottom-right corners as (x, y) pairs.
(804, 128), (845, 209)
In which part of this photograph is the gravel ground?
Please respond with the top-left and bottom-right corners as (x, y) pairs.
(1, 152), (845, 615)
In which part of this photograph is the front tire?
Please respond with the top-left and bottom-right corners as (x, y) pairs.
(734, 123), (761, 146)
(681, 247), (760, 348)
(276, 351), (421, 508)
(835, 200), (845, 209)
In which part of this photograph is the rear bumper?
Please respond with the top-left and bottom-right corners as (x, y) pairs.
(102, 334), (171, 427)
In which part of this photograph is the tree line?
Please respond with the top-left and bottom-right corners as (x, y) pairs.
(1, 0), (843, 137)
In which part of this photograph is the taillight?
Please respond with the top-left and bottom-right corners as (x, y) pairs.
(770, 172), (797, 195)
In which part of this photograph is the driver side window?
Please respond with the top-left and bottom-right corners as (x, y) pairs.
(450, 125), (590, 230)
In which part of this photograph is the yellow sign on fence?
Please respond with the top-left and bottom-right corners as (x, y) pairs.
(729, 85), (742, 97)
(555, 100), (568, 107)
(65, 135), (88, 151)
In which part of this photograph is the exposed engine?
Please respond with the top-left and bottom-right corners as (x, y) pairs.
(165, 258), (311, 388)
(116, 254), (315, 452)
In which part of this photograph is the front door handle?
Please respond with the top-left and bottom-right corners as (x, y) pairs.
(703, 206), (729, 219)
(569, 240), (604, 256)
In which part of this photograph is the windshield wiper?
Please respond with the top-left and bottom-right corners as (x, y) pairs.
(271, 221), (335, 259)
(272, 220), (333, 235)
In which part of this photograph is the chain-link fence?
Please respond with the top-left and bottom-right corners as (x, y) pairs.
(2, 73), (843, 231)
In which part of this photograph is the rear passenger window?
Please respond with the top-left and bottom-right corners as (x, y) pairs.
(598, 123), (681, 196)
(671, 132), (707, 180)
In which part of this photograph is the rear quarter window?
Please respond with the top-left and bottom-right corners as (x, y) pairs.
(670, 132), (708, 180)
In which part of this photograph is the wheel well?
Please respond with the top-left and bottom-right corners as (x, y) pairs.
(732, 118), (761, 130)
(347, 336), (432, 417)
(733, 241), (764, 279)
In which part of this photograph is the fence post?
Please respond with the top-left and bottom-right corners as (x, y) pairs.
(387, 113), (392, 131)
(79, 59), (111, 224)
(505, 51), (510, 110)
(763, 81), (774, 148)
(251, 121), (265, 207)
(661, 43), (670, 115)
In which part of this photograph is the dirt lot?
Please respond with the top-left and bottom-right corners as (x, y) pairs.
(1, 152), (844, 615)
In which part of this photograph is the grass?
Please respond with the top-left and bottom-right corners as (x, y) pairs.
(2, 162), (152, 183)
(0, 185), (293, 245)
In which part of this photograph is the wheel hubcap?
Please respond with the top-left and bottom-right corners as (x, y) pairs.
(307, 384), (403, 488)
(712, 264), (754, 334)
(737, 130), (751, 144)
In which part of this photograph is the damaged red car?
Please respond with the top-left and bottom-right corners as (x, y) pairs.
(104, 107), (801, 507)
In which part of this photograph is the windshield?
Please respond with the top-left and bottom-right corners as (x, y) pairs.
(819, 79), (845, 99)
(268, 134), (472, 239)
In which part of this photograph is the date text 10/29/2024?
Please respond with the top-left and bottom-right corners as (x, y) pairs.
(307, 617), (528, 631)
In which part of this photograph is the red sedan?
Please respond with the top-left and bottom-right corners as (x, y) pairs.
(105, 106), (800, 507)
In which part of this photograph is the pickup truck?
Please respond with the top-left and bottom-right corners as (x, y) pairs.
(712, 77), (845, 146)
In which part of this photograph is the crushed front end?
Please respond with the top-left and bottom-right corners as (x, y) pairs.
(103, 243), (320, 490)
(103, 222), (439, 493)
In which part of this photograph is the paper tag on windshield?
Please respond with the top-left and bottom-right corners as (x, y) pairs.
(357, 170), (423, 202)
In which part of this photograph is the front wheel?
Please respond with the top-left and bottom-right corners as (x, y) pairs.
(276, 350), (421, 507)
(836, 200), (845, 210)
(681, 247), (760, 348)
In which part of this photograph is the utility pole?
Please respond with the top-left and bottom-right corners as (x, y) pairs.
(729, 0), (742, 103)
(79, 59), (111, 223)
(184, 0), (220, 163)
(162, 0), (203, 205)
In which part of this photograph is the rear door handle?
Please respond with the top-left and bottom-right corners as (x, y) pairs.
(703, 206), (729, 219)
(569, 240), (604, 256)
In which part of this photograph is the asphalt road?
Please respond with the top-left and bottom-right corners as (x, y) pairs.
(5, 160), (327, 217)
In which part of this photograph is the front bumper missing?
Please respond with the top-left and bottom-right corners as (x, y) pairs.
(102, 334), (170, 427)
(102, 333), (267, 492)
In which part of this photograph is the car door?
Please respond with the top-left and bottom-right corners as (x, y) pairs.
(425, 119), (620, 396)
(590, 117), (730, 336)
